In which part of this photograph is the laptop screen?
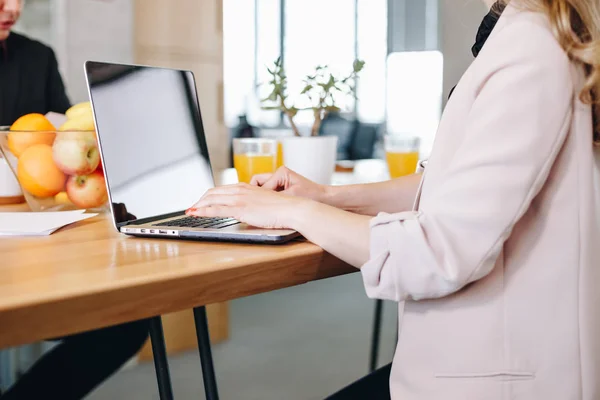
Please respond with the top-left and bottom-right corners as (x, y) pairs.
(84, 61), (215, 224)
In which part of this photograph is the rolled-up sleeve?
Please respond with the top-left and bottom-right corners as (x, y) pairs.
(361, 21), (575, 302)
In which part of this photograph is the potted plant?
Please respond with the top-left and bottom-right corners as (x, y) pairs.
(260, 57), (365, 184)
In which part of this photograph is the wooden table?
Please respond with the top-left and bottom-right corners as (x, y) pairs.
(0, 207), (355, 399)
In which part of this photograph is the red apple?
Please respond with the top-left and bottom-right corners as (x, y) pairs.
(52, 131), (100, 175)
(66, 171), (108, 208)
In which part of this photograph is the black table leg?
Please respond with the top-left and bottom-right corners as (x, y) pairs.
(369, 299), (383, 372)
(193, 306), (220, 400)
(149, 316), (175, 400)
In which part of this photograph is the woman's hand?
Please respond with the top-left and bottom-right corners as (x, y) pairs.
(251, 166), (423, 216)
(250, 167), (331, 203)
(187, 182), (371, 268)
(186, 183), (308, 229)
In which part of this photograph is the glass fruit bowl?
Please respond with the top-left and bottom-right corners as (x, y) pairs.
(0, 125), (109, 212)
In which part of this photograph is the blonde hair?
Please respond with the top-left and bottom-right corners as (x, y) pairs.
(500, 0), (600, 144)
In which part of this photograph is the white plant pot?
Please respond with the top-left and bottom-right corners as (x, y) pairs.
(281, 136), (338, 185)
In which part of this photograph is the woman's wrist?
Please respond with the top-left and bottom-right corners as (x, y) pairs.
(319, 184), (342, 207)
(284, 197), (320, 232)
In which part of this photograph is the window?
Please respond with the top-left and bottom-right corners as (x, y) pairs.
(283, 0), (356, 126)
(251, 0), (281, 127)
(386, 51), (443, 157)
(223, 0), (256, 128)
(356, 0), (387, 124)
(223, 0), (388, 129)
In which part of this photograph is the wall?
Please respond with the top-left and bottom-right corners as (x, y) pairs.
(133, 0), (228, 171)
(387, 0), (439, 52)
(53, 0), (134, 103)
(11, 0), (52, 48)
(439, 0), (487, 104)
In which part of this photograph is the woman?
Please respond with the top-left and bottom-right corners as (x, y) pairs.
(189, 0), (600, 398)
(0, 1), (149, 399)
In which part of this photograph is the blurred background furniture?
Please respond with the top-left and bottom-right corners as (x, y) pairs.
(229, 113), (381, 166)
(320, 113), (380, 161)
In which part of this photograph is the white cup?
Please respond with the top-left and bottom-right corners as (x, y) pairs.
(0, 157), (22, 197)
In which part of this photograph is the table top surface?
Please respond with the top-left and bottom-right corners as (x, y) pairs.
(0, 204), (354, 348)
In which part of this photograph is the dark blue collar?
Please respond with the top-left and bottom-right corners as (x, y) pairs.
(448, 2), (506, 100)
(472, 2), (506, 57)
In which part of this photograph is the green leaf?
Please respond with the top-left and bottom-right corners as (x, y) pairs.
(300, 84), (313, 94)
(353, 59), (365, 73)
(319, 74), (335, 91)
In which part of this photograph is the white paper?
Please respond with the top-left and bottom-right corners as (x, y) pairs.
(0, 210), (98, 236)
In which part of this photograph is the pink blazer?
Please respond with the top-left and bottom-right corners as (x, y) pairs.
(361, 5), (600, 400)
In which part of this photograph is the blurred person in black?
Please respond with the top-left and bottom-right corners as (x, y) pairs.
(0, 4), (69, 125)
(0, 1), (149, 398)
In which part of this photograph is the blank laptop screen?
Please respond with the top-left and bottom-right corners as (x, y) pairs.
(85, 61), (215, 224)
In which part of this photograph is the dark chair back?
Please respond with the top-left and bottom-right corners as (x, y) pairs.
(349, 122), (379, 160)
(319, 113), (355, 160)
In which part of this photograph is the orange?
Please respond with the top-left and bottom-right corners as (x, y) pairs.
(10, 113), (56, 131)
(54, 191), (72, 205)
(8, 114), (56, 157)
(17, 144), (66, 198)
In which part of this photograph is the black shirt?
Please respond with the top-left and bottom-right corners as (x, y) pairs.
(0, 32), (71, 126)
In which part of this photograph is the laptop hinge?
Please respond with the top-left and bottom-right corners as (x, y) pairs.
(117, 210), (185, 228)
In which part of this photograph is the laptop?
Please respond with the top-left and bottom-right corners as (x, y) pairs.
(83, 61), (299, 244)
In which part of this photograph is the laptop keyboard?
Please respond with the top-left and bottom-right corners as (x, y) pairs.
(153, 216), (240, 230)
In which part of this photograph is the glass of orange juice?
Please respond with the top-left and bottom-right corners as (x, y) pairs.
(233, 138), (277, 183)
(260, 129), (292, 169)
(275, 140), (284, 168)
(384, 135), (421, 178)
